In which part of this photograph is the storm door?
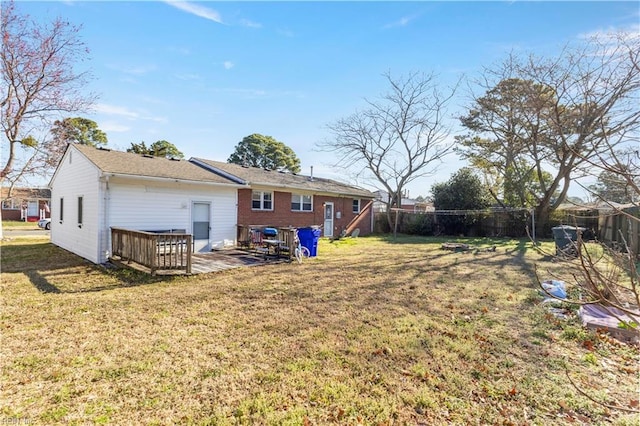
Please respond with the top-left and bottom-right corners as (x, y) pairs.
(192, 202), (211, 252)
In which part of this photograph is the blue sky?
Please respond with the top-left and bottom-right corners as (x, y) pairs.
(19, 1), (640, 198)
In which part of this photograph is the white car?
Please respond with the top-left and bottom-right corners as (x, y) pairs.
(38, 218), (51, 230)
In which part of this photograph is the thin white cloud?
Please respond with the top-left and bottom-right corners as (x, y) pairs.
(578, 23), (640, 42)
(383, 14), (417, 29)
(94, 104), (166, 123)
(94, 104), (140, 119)
(577, 24), (640, 58)
(240, 18), (262, 29)
(223, 61), (234, 70)
(164, 1), (223, 24)
(100, 122), (130, 133)
(175, 73), (201, 81)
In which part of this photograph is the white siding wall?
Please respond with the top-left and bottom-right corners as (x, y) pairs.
(50, 147), (102, 263)
(106, 178), (238, 260)
(50, 147), (239, 265)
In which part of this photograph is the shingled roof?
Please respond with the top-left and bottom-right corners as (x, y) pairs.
(63, 145), (374, 197)
(1, 187), (51, 199)
(70, 144), (241, 186)
(191, 158), (375, 198)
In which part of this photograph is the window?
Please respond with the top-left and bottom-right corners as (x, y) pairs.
(291, 194), (312, 212)
(59, 198), (64, 222)
(1, 198), (18, 210)
(353, 199), (361, 214)
(77, 196), (83, 227)
(252, 191), (273, 210)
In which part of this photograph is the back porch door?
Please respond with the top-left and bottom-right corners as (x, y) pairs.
(192, 202), (211, 252)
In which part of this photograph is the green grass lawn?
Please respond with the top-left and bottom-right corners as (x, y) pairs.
(1, 235), (638, 425)
(2, 220), (40, 230)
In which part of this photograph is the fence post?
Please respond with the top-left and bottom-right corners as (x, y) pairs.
(186, 235), (192, 274)
(531, 209), (537, 244)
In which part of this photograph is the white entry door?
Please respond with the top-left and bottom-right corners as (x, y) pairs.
(27, 201), (38, 217)
(192, 202), (211, 252)
(323, 202), (334, 238)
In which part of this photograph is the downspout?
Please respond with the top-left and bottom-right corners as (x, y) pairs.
(101, 175), (111, 263)
(370, 201), (374, 234)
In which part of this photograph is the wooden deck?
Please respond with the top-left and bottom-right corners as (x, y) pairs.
(190, 249), (289, 274)
(110, 227), (294, 276)
(111, 249), (288, 276)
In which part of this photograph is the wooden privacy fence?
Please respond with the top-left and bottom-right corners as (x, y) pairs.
(111, 227), (192, 275)
(598, 206), (640, 256)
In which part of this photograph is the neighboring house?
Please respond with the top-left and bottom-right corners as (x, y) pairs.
(1, 187), (51, 221)
(49, 145), (375, 265)
(373, 190), (433, 213)
(400, 197), (433, 213)
(192, 159), (375, 238)
(50, 144), (244, 264)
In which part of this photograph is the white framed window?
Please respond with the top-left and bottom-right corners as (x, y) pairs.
(352, 199), (361, 214)
(59, 197), (64, 222)
(1, 198), (19, 210)
(291, 194), (312, 212)
(252, 191), (273, 210)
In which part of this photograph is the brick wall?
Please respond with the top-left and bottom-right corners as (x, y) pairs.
(1, 199), (51, 221)
(237, 188), (372, 236)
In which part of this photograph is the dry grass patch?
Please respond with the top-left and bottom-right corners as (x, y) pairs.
(1, 236), (638, 425)
(2, 220), (40, 230)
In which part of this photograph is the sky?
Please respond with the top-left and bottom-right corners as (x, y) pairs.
(15, 0), (640, 199)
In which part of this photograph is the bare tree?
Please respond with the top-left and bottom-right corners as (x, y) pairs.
(531, 33), (640, 413)
(458, 32), (640, 233)
(320, 71), (457, 229)
(1, 1), (94, 235)
(553, 110), (640, 328)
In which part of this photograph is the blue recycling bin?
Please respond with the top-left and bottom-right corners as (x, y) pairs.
(298, 227), (321, 257)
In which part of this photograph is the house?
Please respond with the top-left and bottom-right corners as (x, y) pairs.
(49, 144), (375, 266)
(50, 144), (244, 264)
(1, 187), (51, 221)
(372, 190), (433, 213)
(191, 158), (375, 238)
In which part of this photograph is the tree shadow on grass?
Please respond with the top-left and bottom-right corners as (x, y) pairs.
(2, 242), (174, 294)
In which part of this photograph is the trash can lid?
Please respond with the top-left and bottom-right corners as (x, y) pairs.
(552, 225), (586, 230)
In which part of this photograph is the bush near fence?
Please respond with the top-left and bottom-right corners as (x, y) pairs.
(374, 208), (601, 239)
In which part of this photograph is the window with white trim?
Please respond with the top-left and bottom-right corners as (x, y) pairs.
(352, 199), (361, 214)
(291, 194), (312, 212)
(1, 198), (19, 210)
(59, 197), (64, 222)
(252, 191), (273, 210)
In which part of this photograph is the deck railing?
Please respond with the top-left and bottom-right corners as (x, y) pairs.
(237, 225), (297, 261)
(111, 227), (192, 274)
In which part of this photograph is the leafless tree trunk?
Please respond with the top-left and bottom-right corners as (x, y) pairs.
(0, 0), (95, 237)
(533, 32), (639, 333)
(320, 71), (458, 230)
(459, 31), (639, 233)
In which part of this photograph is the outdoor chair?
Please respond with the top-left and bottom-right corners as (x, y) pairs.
(250, 229), (269, 257)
